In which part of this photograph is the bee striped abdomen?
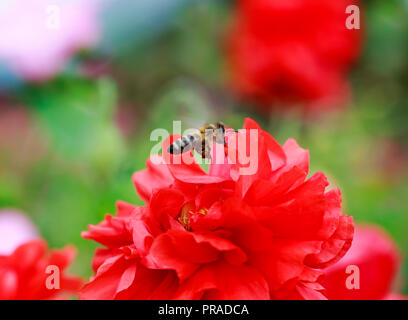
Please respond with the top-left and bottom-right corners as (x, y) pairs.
(168, 134), (196, 154)
(167, 122), (230, 159)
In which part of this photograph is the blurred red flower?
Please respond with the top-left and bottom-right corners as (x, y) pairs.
(81, 118), (353, 299)
(323, 225), (407, 300)
(0, 239), (82, 299)
(226, 0), (362, 110)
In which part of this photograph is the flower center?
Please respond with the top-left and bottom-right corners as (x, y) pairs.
(177, 204), (208, 231)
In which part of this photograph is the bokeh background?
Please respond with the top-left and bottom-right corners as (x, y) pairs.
(0, 0), (407, 295)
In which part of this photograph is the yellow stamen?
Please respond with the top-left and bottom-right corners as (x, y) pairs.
(177, 204), (209, 231)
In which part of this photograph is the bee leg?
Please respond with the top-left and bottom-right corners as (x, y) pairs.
(203, 146), (212, 162)
(201, 138), (207, 158)
(193, 145), (211, 163)
(198, 136), (213, 161)
(194, 147), (202, 157)
(191, 134), (202, 153)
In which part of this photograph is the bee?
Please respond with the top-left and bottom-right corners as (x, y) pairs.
(167, 122), (230, 159)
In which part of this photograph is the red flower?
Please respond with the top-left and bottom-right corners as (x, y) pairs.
(81, 118), (354, 299)
(226, 0), (362, 109)
(0, 239), (82, 300)
(323, 225), (407, 300)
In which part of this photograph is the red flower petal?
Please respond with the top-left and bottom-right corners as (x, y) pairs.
(322, 225), (400, 300)
(305, 214), (354, 269)
(175, 262), (270, 300)
(132, 155), (174, 203)
(0, 240), (82, 300)
(244, 138), (309, 205)
(147, 230), (246, 281)
(80, 254), (130, 300)
(0, 269), (18, 300)
(82, 117), (355, 300)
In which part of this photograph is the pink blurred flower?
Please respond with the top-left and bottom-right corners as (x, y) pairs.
(322, 225), (407, 300)
(0, 210), (38, 255)
(0, 0), (100, 81)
